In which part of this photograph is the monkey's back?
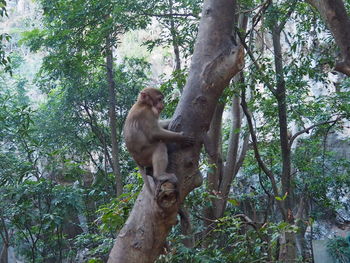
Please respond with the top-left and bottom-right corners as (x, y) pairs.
(123, 104), (158, 166)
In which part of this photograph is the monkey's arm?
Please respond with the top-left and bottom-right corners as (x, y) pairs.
(158, 119), (171, 129)
(152, 128), (194, 145)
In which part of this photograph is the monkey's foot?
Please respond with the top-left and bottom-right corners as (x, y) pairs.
(155, 173), (178, 209)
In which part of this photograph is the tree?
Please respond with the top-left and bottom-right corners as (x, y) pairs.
(2, 0), (350, 261)
(23, 0), (152, 196)
(107, 0), (244, 262)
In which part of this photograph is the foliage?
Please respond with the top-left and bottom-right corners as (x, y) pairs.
(97, 190), (139, 233)
(1, 0), (350, 262)
(158, 217), (297, 263)
(141, 0), (201, 59)
(74, 233), (114, 263)
(0, 0), (12, 72)
(327, 236), (350, 263)
(0, 180), (84, 262)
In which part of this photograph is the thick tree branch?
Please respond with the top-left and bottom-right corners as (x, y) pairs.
(307, 0), (350, 76)
(219, 94), (242, 195)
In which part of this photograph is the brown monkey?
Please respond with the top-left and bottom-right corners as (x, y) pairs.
(123, 87), (194, 194)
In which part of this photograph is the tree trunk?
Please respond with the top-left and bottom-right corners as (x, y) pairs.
(106, 36), (123, 197)
(205, 103), (224, 197)
(107, 0), (244, 262)
(0, 244), (8, 263)
(202, 89), (248, 245)
(0, 216), (9, 263)
(307, 0), (350, 76)
(215, 89), (248, 219)
(295, 198), (308, 259)
(209, 12), (249, 221)
(272, 21), (296, 263)
(202, 103), (224, 246)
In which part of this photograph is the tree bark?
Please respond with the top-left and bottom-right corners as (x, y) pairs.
(202, 102), (224, 246)
(0, 216), (9, 263)
(307, 0), (350, 76)
(0, 244), (8, 263)
(204, 102), (224, 197)
(107, 0), (244, 262)
(106, 36), (123, 197)
(215, 90), (248, 219)
(272, 14), (296, 263)
(211, 12), (249, 220)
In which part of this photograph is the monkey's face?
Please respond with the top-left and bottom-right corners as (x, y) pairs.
(139, 88), (164, 116)
(153, 95), (164, 114)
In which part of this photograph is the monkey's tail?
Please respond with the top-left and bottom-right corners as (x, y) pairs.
(138, 165), (154, 195)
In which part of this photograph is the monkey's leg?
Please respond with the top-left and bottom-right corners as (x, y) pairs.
(152, 143), (178, 207)
(152, 143), (177, 182)
(152, 143), (167, 175)
(152, 142), (177, 187)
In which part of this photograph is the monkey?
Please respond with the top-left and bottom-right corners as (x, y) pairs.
(123, 87), (194, 195)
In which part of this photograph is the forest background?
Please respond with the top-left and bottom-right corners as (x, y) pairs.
(1, 0), (350, 262)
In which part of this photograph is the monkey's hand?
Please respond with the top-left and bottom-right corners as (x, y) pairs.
(180, 132), (195, 147)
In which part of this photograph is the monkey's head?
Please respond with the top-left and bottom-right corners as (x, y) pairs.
(138, 87), (164, 116)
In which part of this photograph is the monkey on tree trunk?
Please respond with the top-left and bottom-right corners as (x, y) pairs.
(123, 87), (194, 195)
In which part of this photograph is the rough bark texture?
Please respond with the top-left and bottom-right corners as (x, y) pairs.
(307, 0), (350, 76)
(272, 16), (296, 263)
(106, 36), (123, 197)
(170, 0), (244, 202)
(107, 0), (244, 262)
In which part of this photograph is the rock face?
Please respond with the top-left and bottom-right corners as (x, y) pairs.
(327, 132), (350, 163)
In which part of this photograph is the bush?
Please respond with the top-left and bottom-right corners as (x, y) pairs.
(327, 236), (350, 263)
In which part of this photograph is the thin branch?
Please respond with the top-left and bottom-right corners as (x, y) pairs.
(193, 213), (219, 223)
(234, 214), (259, 230)
(238, 0), (271, 15)
(241, 90), (279, 197)
(237, 30), (277, 96)
(140, 11), (198, 19)
(241, 88), (287, 219)
(276, 0), (298, 33)
(289, 117), (341, 148)
(244, 0), (271, 39)
(233, 133), (250, 175)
